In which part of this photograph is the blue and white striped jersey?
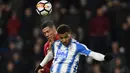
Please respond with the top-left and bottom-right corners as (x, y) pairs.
(50, 39), (91, 73)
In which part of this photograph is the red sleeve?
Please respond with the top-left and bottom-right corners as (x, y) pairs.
(42, 35), (59, 73)
(44, 42), (49, 56)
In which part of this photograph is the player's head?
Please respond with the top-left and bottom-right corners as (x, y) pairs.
(41, 21), (57, 40)
(57, 24), (72, 46)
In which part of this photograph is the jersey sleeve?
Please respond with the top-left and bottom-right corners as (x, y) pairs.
(77, 43), (91, 56)
(44, 42), (49, 56)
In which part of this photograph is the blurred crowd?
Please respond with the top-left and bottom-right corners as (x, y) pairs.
(0, 0), (130, 73)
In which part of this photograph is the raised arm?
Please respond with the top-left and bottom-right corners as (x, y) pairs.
(78, 43), (113, 62)
(35, 50), (53, 73)
(89, 51), (105, 61)
(40, 50), (53, 67)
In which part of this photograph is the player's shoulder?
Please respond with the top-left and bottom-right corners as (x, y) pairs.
(71, 39), (88, 48)
(44, 41), (49, 46)
(71, 39), (79, 44)
(53, 40), (61, 46)
(44, 41), (49, 48)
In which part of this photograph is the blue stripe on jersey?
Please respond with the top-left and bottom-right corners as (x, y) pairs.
(66, 48), (77, 73)
(56, 42), (66, 73)
(52, 42), (55, 55)
(52, 40), (60, 54)
(51, 42), (62, 73)
(50, 43), (54, 72)
(66, 42), (78, 73)
(77, 43), (91, 56)
(73, 61), (78, 73)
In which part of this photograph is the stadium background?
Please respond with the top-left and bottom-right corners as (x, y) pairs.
(0, 0), (130, 73)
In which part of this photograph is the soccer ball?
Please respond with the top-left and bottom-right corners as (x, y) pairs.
(36, 0), (52, 16)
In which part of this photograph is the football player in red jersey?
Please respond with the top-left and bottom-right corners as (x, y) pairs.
(35, 21), (59, 73)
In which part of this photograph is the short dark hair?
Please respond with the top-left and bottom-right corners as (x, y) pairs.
(41, 21), (55, 29)
(57, 24), (71, 34)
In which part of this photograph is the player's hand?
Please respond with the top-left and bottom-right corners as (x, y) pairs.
(48, 38), (54, 43)
(38, 69), (44, 73)
(48, 39), (54, 51)
(35, 65), (43, 73)
(104, 53), (113, 62)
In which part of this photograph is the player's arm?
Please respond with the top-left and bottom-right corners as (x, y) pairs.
(89, 51), (105, 61)
(40, 50), (53, 66)
(35, 40), (55, 73)
(35, 50), (53, 73)
(78, 43), (113, 61)
(89, 51), (113, 61)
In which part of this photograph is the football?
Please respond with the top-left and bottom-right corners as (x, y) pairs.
(36, 0), (52, 16)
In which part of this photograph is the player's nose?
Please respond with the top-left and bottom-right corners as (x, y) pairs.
(45, 33), (49, 37)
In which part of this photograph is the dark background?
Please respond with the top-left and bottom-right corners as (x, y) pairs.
(0, 0), (130, 73)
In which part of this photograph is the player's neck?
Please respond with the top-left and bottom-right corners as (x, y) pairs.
(63, 39), (72, 47)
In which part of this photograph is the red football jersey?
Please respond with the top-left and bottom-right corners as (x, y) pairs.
(42, 34), (59, 73)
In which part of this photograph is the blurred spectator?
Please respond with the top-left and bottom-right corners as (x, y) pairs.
(11, 52), (23, 73)
(77, 55), (88, 73)
(80, 0), (87, 8)
(87, 0), (106, 12)
(52, 2), (61, 24)
(92, 63), (102, 73)
(2, 41), (18, 61)
(33, 28), (41, 38)
(2, 3), (12, 22)
(5, 61), (15, 73)
(30, 60), (41, 73)
(89, 6), (110, 54)
(115, 57), (127, 73)
(77, 26), (84, 42)
(15, 36), (23, 51)
(52, 10), (60, 24)
(32, 44), (43, 61)
(1, 60), (18, 73)
(35, 37), (43, 46)
(0, 3), (4, 29)
(121, 16), (130, 68)
(59, 5), (81, 40)
(106, 41), (127, 73)
(110, 57), (128, 73)
(7, 11), (21, 41)
(0, 3), (11, 48)
(113, 67), (121, 73)
(20, 8), (35, 68)
(12, 52), (21, 63)
(111, 41), (126, 57)
(9, 0), (22, 16)
(20, 7), (34, 42)
(108, 0), (128, 41)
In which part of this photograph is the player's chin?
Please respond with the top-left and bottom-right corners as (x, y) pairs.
(48, 36), (53, 39)
(47, 37), (51, 40)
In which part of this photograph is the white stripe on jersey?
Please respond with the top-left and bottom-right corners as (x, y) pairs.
(70, 54), (80, 73)
(80, 43), (90, 56)
(60, 43), (77, 73)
